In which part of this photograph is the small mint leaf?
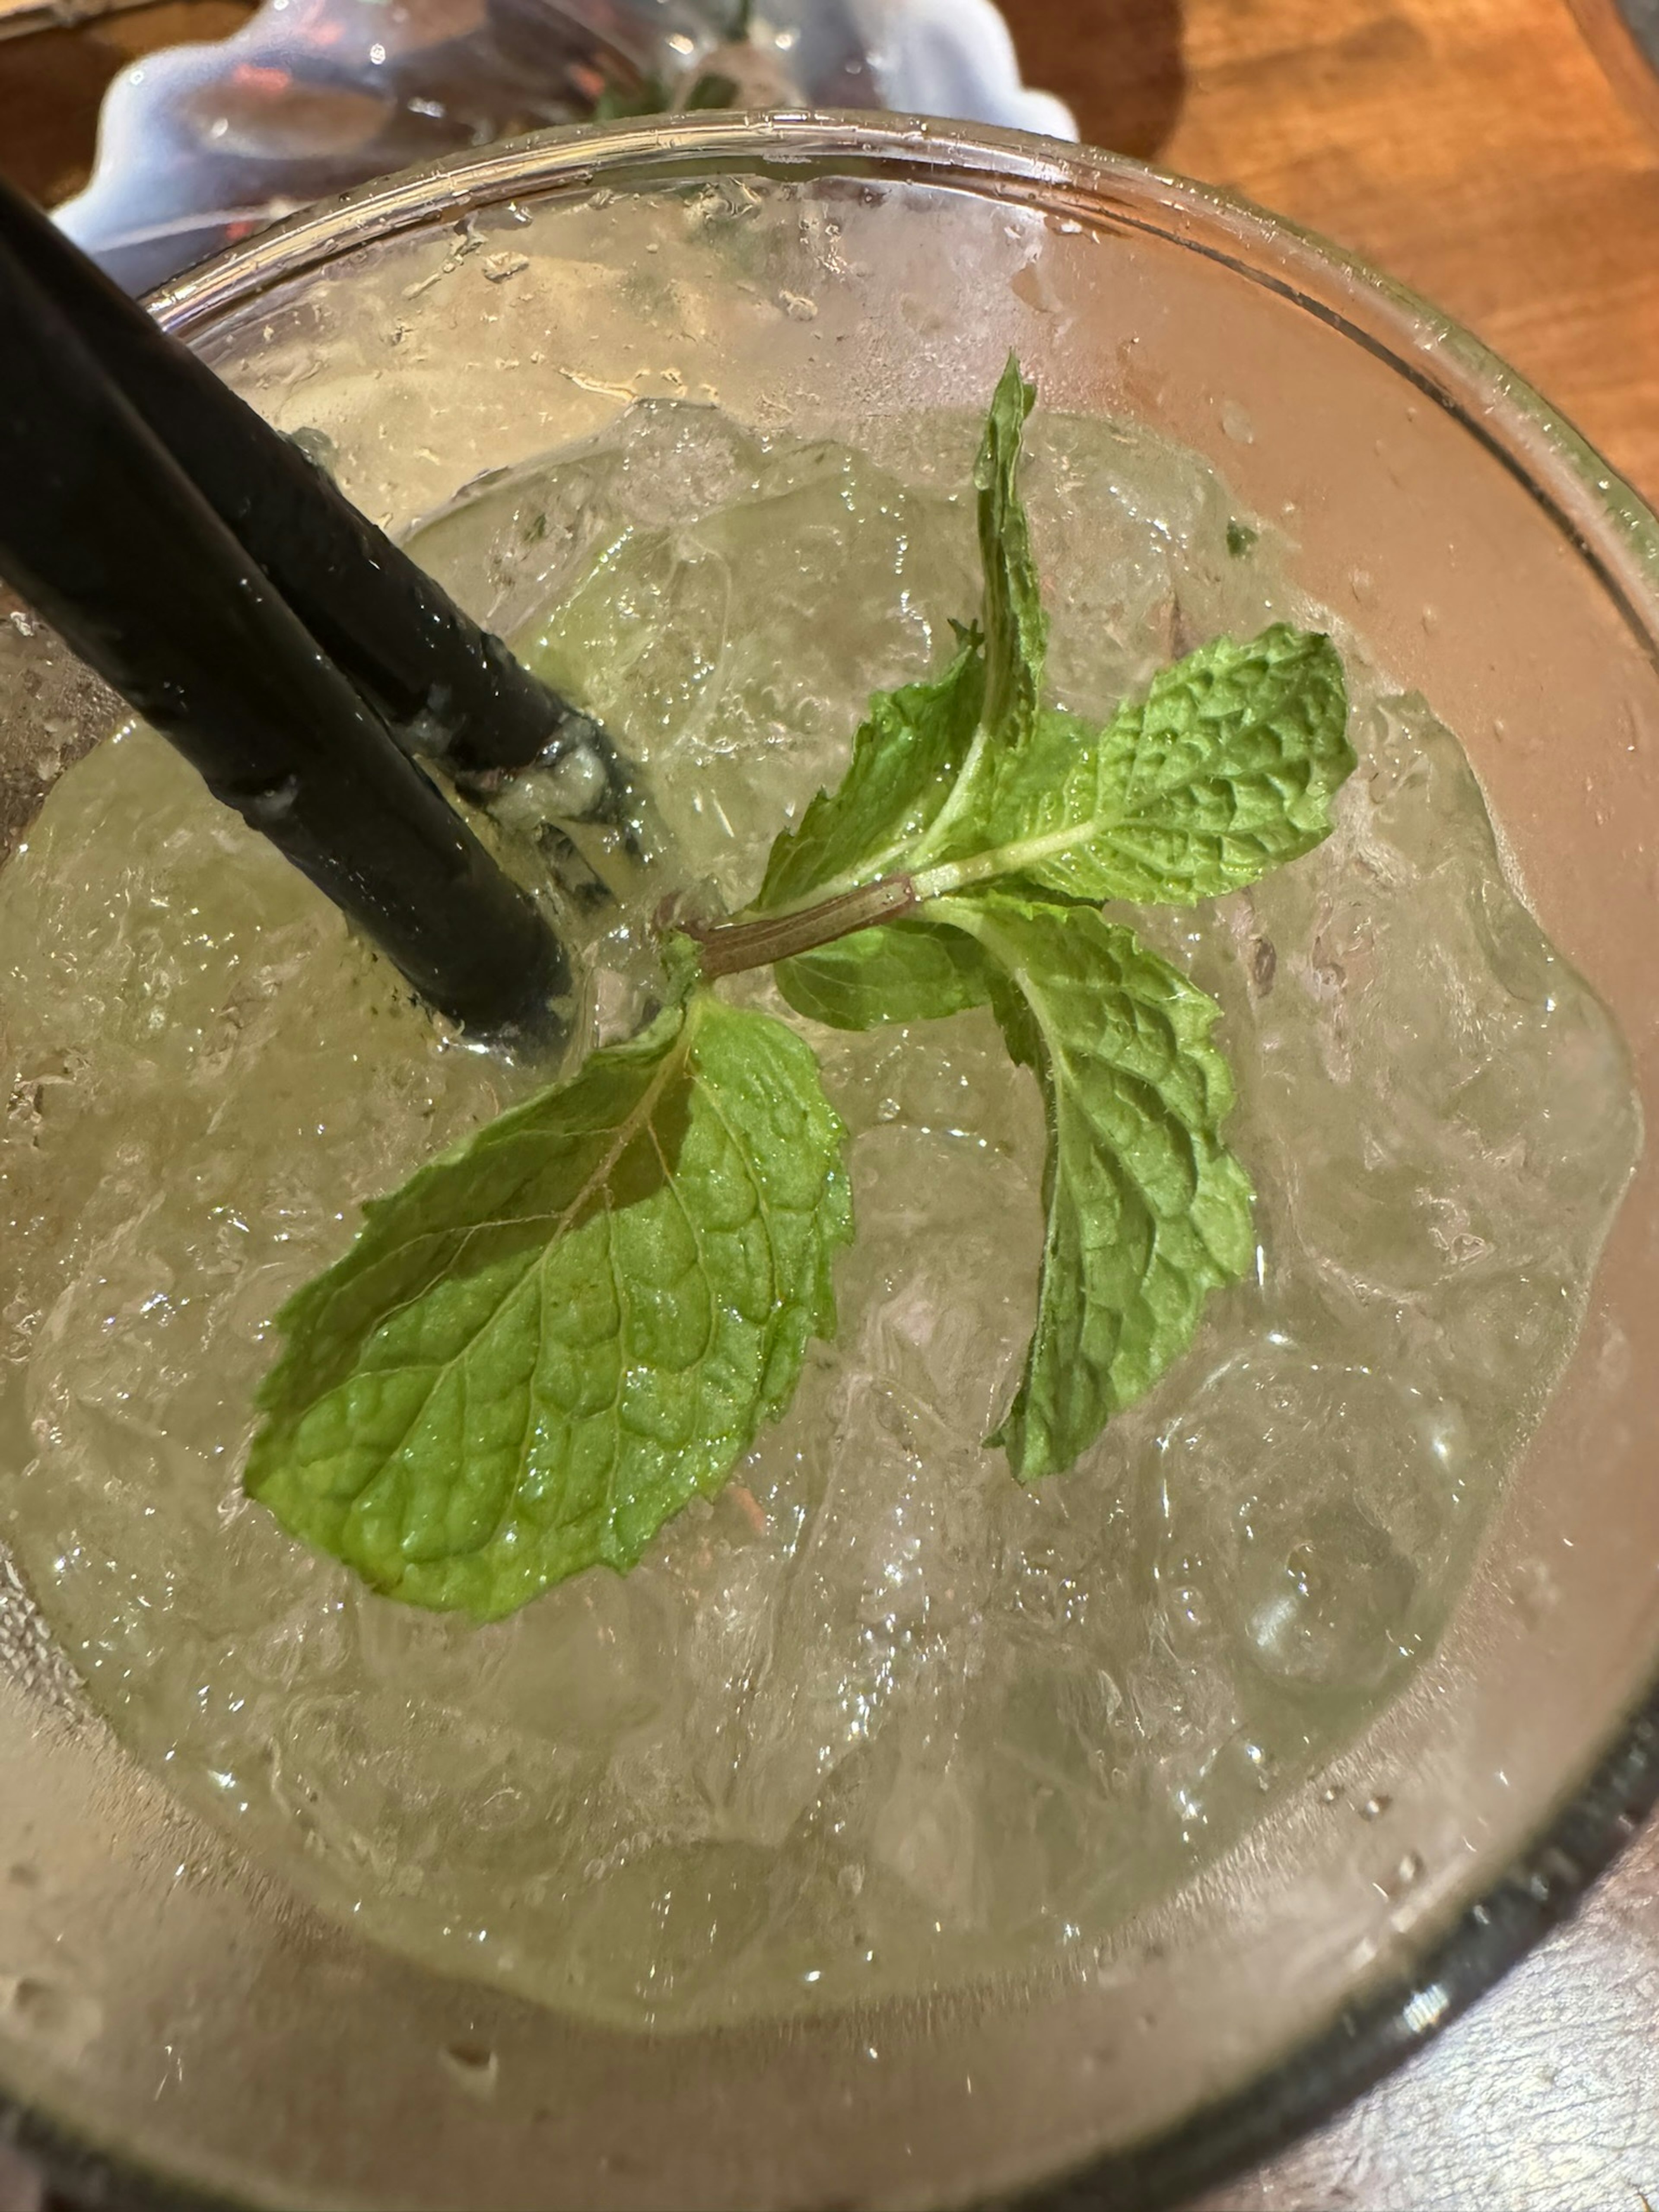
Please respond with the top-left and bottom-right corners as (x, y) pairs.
(932, 889), (1254, 1480)
(918, 625), (1354, 906)
(246, 994), (852, 1619)
(977, 351), (1047, 747)
(775, 915), (995, 1031)
(750, 369), (1353, 932)
(659, 926), (707, 1005)
(683, 70), (741, 109)
(755, 631), (985, 912)
(753, 348), (1045, 918)
(592, 71), (669, 120)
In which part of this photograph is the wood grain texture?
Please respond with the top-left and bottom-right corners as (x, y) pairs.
(1002, 0), (1659, 499)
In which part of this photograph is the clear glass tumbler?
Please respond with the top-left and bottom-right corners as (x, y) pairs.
(3, 111), (1658, 2212)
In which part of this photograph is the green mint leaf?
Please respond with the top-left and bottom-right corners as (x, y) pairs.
(775, 915), (995, 1031)
(752, 350), (1042, 917)
(592, 71), (669, 119)
(245, 993), (852, 1619)
(772, 880), (1255, 1478)
(931, 889), (1254, 1480)
(912, 624), (1354, 907)
(753, 354), (1351, 930)
(756, 629), (985, 912)
(977, 352), (1047, 746)
(683, 70), (741, 109)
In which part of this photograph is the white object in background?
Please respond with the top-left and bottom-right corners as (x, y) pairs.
(56, 0), (1076, 296)
(852, 0), (1076, 140)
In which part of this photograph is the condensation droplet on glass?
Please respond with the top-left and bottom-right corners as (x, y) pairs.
(1220, 400), (1254, 445)
(1510, 1557), (1556, 1627)
(1358, 1792), (1392, 1821)
(0, 1974), (102, 2053)
(440, 2041), (499, 2100)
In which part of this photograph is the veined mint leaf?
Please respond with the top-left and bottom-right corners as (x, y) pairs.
(751, 348), (1352, 927)
(246, 994), (852, 1619)
(756, 631), (985, 911)
(775, 914), (995, 1031)
(912, 625), (1354, 907)
(773, 880), (1255, 1480)
(913, 362), (1352, 904)
(753, 352), (1043, 916)
(977, 352), (1047, 747)
(930, 890), (1254, 1480)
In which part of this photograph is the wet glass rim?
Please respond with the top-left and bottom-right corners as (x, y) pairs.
(152, 110), (1659, 670)
(10, 108), (1659, 2212)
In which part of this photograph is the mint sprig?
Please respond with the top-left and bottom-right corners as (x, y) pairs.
(245, 989), (850, 1619)
(756, 628), (986, 915)
(247, 357), (1354, 1617)
(753, 361), (1353, 922)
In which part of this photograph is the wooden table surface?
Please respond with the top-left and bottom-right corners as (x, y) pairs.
(3, 5), (1659, 2209)
(1002, 0), (1659, 502)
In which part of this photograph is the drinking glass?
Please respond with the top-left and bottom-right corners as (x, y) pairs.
(3, 112), (1657, 2212)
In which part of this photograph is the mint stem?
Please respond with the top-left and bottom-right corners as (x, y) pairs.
(687, 874), (920, 979)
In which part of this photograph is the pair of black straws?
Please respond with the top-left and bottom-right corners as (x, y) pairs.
(0, 175), (617, 1042)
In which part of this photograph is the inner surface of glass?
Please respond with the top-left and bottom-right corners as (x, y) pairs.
(2, 372), (1639, 2031)
(1, 121), (1657, 2212)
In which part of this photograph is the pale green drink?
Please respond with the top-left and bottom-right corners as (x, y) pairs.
(0, 397), (1638, 2028)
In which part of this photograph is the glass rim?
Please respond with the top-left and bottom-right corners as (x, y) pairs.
(10, 107), (1659, 2212)
(151, 109), (1659, 650)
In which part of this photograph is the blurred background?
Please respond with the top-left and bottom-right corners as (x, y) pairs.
(4, 0), (1659, 496)
(3, 3), (1659, 2207)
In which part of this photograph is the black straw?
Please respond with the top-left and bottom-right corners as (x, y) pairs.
(0, 233), (570, 1040)
(0, 175), (632, 817)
